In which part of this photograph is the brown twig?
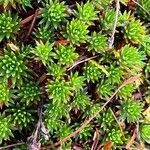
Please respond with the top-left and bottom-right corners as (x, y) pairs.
(37, 73), (47, 84)
(0, 142), (25, 150)
(41, 76), (139, 150)
(110, 108), (125, 138)
(24, 9), (39, 41)
(126, 128), (136, 149)
(91, 128), (100, 150)
(67, 55), (98, 71)
(20, 10), (40, 25)
(108, 0), (120, 49)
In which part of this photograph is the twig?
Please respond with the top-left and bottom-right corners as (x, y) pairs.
(24, 9), (39, 41)
(0, 142), (25, 150)
(91, 128), (100, 150)
(132, 0), (150, 16)
(27, 100), (43, 150)
(108, 0), (120, 49)
(126, 128), (136, 149)
(20, 10), (40, 25)
(41, 76), (139, 150)
(67, 55), (98, 71)
(110, 108), (125, 138)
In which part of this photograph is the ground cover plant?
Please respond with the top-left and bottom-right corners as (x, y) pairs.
(0, 0), (150, 149)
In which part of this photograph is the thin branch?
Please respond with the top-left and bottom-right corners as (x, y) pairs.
(41, 76), (139, 150)
(24, 9), (39, 41)
(108, 0), (120, 49)
(110, 108), (125, 138)
(126, 128), (136, 149)
(20, 9), (40, 25)
(91, 128), (100, 150)
(67, 55), (98, 71)
(0, 142), (25, 150)
(132, 0), (150, 16)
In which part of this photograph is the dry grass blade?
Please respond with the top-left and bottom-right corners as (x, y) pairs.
(91, 128), (100, 150)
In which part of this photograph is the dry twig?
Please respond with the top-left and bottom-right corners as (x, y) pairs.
(24, 9), (39, 41)
(108, 0), (120, 49)
(126, 128), (136, 149)
(91, 128), (100, 150)
(20, 10), (40, 25)
(67, 55), (98, 71)
(110, 108), (125, 138)
(0, 142), (25, 150)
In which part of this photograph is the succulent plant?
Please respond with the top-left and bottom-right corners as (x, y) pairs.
(73, 1), (98, 25)
(99, 109), (115, 130)
(64, 19), (89, 45)
(33, 41), (54, 65)
(69, 72), (85, 91)
(34, 24), (54, 42)
(40, 0), (67, 28)
(0, 49), (28, 87)
(55, 44), (78, 66)
(120, 99), (143, 123)
(0, 12), (20, 41)
(124, 19), (146, 44)
(87, 32), (107, 54)
(6, 103), (34, 129)
(0, 83), (12, 106)
(118, 45), (145, 72)
(140, 124), (150, 144)
(0, 114), (14, 144)
(48, 63), (65, 79)
(83, 61), (102, 83)
(46, 79), (72, 104)
(118, 84), (135, 99)
(72, 90), (90, 111)
(97, 80), (113, 99)
(107, 128), (123, 144)
(18, 81), (40, 105)
(107, 65), (124, 85)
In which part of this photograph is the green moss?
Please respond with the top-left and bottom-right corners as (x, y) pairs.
(40, 0), (67, 28)
(64, 19), (89, 45)
(0, 114), (14, 144)
(73, 1), (98, 25)
(0, 12), (20, 41)
(0, 50), (28, 87)
(120, 99), (143, 123)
